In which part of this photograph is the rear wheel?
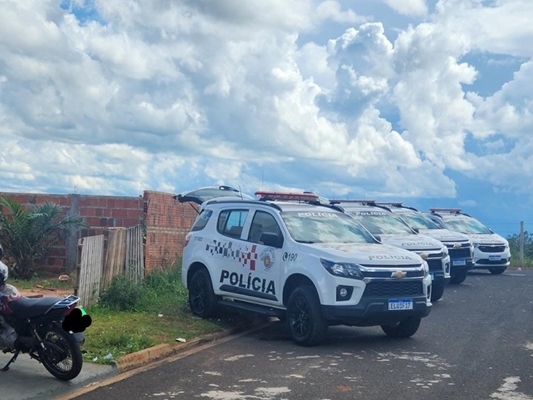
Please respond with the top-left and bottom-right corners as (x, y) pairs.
(188, 268), (219, 318)
(286, 285), (328, 346)
(381, 317), (421, 338)
(450, 271), (468, 284)
(38, 322), (83, 381)
(489, 266), (506, 275)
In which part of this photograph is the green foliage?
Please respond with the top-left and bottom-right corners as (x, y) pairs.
(0, 197), (87, 279)
(98, 266), (189, 314)
(98, 275), (143, 311)
(507, 231), (533, 260)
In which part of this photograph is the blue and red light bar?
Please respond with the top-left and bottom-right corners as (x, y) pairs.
(255, 191), (320, 202)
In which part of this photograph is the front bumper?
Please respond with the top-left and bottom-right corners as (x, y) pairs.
(322, 295), (431, 327)
(450, 258), (474, 274)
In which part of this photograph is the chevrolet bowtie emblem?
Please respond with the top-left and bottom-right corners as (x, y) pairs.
(453, 243), (461, 248)
(391, 270), (407, 279)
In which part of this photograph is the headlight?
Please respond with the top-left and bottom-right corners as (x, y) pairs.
(320, 259), (364, 280)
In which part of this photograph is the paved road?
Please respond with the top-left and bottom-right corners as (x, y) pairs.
(66, 270), (533, 399)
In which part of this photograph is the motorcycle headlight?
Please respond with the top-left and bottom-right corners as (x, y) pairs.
(321, 259), (364, 280)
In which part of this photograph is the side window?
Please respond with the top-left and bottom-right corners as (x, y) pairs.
(248, 211), (283, 247)
(190, 209), (213, 232)
(217, 209), (248, 239)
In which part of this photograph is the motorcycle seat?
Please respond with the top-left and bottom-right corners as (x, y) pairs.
(8, 296), (63, 319)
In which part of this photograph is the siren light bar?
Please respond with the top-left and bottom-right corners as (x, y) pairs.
(376, 202), (403, 207)
(255, 191), (319, 202)
(429, 208), (462, 213)
(329, 199), (376, 205)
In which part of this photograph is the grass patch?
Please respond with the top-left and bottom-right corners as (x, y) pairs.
(81, 265), (258, 365)
(81, 307), (234, 364)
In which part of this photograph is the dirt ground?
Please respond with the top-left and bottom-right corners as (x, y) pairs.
(18, 287), (74, 299)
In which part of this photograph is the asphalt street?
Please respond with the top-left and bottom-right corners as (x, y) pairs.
(59, 269), (533, 400)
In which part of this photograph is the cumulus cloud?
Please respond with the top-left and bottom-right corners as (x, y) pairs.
(381, 0), (428, 17)
(0, 0), (531, 226)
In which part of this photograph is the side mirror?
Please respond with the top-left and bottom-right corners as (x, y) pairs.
(412, 228), (420, 234)
(260, 232), (283, 248)
(373, 234), (382, 243)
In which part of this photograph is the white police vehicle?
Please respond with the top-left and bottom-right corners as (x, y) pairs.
(379, 203), (474, 285)
(330, 200), (450, 302)
(427, 209), (511, 275)
(179, 190), (433, 346)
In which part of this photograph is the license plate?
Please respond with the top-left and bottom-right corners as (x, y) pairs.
(489, 255), (501, 261)
(453, 259), (466, 266)
(388, 299), (413, 311)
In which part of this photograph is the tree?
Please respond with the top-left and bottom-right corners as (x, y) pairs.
(507, 231), (533, 260)
(0, 197), (87, 279)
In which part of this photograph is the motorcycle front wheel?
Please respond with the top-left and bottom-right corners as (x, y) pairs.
(38, 322), (83, 381)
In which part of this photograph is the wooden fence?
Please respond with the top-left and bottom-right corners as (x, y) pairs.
(77, 225), (144, 307)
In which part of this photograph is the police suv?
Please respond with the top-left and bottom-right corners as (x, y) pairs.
(179, 190), (433, 346)
(330, 200), (450, 302)
(428, 209), (511, 275)
(379, 203), (474, 285)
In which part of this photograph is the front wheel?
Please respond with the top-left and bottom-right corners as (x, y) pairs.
(489, 266), (507, 275)
(286, 285), (328, 346)
(188, 268), (219, 318)
(381, 317), (421, 338)
(450, 271), (468, 284)
(430, 283), (445, 302)
(38, 322), (83, 381)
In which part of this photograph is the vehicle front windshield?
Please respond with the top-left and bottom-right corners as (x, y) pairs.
(443, 217), (492, 234)
(398, 212), (441, 230)
(346, 210), (414, 235)
(281, 210), (377, 244)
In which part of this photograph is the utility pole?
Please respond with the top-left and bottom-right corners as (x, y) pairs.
(519, 221), (524, 268)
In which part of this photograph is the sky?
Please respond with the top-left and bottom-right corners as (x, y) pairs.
(0, 0), (532, 238)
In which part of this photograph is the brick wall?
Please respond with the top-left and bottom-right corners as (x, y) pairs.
(0, 192), (144, 274)
(0, 190), (197, 276)
(143, 191), (198, 274)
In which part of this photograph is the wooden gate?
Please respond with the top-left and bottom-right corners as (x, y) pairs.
(77, 225), (144, 307)
(77, 235), (104, 308)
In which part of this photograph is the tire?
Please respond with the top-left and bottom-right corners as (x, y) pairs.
(286, 285), (328, 346)
(188, 268), (219, 318)
(450, 271), (468, 284)
(381, 317), (421, 338)
(430, 283), (445, 302)
(489, 266), (507, 275)
(38, 322), (83, 381)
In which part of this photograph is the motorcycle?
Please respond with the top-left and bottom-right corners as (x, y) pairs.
(0, 246), (91, 381)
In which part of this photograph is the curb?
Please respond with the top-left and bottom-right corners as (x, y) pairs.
(111, 316), (272, 373)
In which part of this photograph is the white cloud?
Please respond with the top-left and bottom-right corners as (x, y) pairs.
(381, 0), (428, 17)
